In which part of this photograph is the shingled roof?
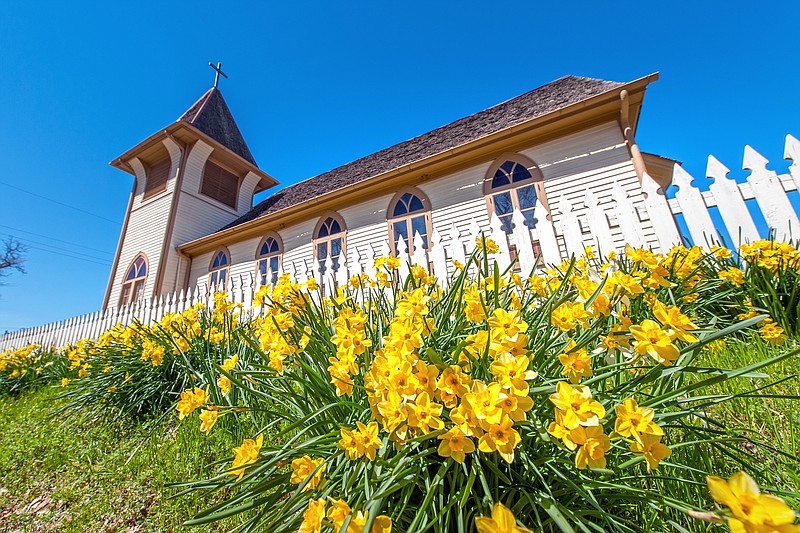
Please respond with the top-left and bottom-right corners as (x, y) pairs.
(179, 88), (257, 166)
(222, 75), (625, 231)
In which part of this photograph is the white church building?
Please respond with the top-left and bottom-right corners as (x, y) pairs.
(6, 70), (799, 350)
(104, 72), (676, 308)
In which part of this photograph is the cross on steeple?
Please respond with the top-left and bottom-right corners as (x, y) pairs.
(208, 61), (228, 88)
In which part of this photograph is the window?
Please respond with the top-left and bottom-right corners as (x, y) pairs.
(388, 188), (432, 253)
(120, 255), (147, 306)
(484, 155), (547, 263)
(314, 213), (346, 290)
(256, 234), (282, 286)
(201, 160), (240, 209)
(143, 157), (171, 199)
(209, 249), (230, 289)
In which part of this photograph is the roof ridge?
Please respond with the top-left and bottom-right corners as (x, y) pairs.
(177, 87), (257, 166)
(218, 74), (635, 233)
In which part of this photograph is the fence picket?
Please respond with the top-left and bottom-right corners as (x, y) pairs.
(705, 155), (759, 247)
(583, 189), (616, 255)
(533, 201), (560, 265)
(744, 145), (800, 241)
(672, 164), (719, 249)
(611, 183), (646, 248)
(511, 208), (536, 274)
(641, 171), (682, 251)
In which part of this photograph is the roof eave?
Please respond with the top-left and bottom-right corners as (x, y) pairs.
(109, 122), (277, 189)
(178, 73), (658, 254)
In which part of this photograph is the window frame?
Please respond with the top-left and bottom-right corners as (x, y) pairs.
(386, 187), (433, 255)
(208, 247), (231, 290)
(199, 158), (243, 210)
(143, 157), (171, 200)
(119, 254), (148, 307)
(313, 211), (347, 284)
(255, 232), (283, 286)
(483, 154), (548, 267)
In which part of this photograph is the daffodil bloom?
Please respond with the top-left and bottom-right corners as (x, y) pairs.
(176, 386), (209, 420)
(558, 342), (593, 384)
(475, 502), (533, 533)
(488, 309), (529, 341)
(199, 409), (218, 434)
(707, 471), (799, 532)
(571, 425), (611, 470)
(437, 426), (476, 463)
(299, 498), (326, 533)
(551, 302), (591, 332)
(614, 398), (663, 444)
(496, 391), (533, 422)
(326, 498), (351, 530)
(478, 415), (521, 464)
(290, 456), (326, 491)
(652, 302), (699, 343)
(408, 391), (444, 434)
(760, 319), (787, 345)
(629, 319), (680, 366)
(610, 270), (645, 298)
(547, 409), (579, 450)
(549, 381), (605, 429)
(229, 434), (264, 480)
(629, 433), (671, 471)
(339, 421), (383, 461)
(464, 286), (487, 323)
(465, 381), (505, 426)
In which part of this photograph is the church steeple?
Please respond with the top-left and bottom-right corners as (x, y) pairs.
(103, 83), (277, 309)
(178, 88), (257, 166)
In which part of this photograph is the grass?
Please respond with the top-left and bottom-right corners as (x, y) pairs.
(0, 337), (797, 532)
(696, 337), (800, 500)
(0, 386), (248, 532)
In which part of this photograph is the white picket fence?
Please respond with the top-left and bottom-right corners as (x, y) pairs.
(2, 134), (799, 352)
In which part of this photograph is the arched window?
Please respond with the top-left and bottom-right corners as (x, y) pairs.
(256, 234), (282, 286)
(314, 213), (346, 286)
(120, 255), (147, 306)
(484, 154), (547, 262)
(388, 188), (432, 253)
(209, 249), (230, 289)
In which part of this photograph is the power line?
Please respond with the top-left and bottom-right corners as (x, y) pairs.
(2, 233), (113, 265)
(0, 179), (122, 225)
(25, 245), (112, 267)
(0, 224), (114, 256)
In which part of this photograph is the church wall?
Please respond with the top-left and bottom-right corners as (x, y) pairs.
(109, 184), (174, 307)
(163, 141), (264, 294)
(107, 142), (181, 307)
(182, 120), (651, 289)
(520, 121), (658, 255)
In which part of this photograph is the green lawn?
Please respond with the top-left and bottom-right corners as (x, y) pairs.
(0, 337), (797, 532)
(0, 386), (246, 532)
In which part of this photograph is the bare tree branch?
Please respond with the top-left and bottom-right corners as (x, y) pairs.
(0, 238), (26, 277)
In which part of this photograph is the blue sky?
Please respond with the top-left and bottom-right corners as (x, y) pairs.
(0, 1), (798, 332)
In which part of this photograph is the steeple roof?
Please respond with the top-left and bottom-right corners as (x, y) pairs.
(178, 88), (257, 166)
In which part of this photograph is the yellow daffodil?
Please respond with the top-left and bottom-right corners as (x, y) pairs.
(475, 502), (533, 533)
(614, 398), (663, 444)
(558, 342), (593, 384)
(708, 471), (799, 532)
(629, 320), (680, 366)
(229, 434), (264, 480)
(549, 381), (605, 429)
(437, 426), (476, 463)
(290, 456), (326, 491)
(199, 409), (218, 434)
(299, 498), (326, 533)
(630, 433), (671, 471)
